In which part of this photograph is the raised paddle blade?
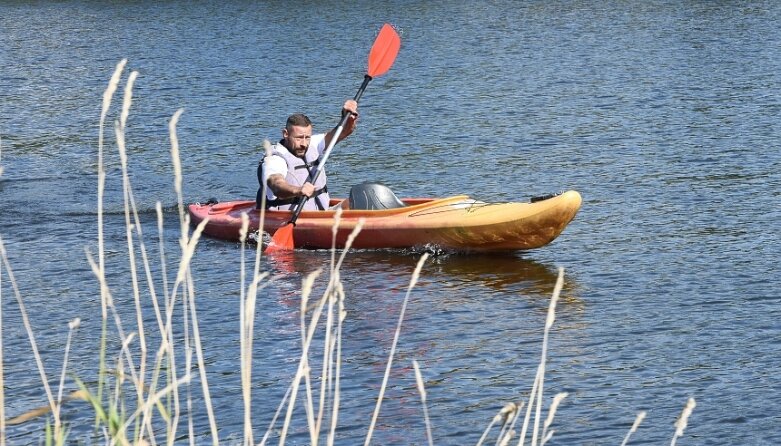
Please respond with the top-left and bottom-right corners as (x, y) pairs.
(265, 223), (295, 252)
(368, 24), (401, 78)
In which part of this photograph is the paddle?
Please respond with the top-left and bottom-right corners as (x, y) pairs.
(265, 23), (401, 252)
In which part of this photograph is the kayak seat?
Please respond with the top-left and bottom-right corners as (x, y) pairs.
(348, 182), (406, 210)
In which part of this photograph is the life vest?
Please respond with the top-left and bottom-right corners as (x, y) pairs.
(256, 140), (329, 211)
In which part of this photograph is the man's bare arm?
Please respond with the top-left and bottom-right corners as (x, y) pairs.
(267, 174), (314, 199)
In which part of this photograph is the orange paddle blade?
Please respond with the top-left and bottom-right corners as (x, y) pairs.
(265, 223), (295, 252)
(368, 24), (401, 78)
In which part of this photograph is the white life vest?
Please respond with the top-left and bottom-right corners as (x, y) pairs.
(257, 140), (329, 211)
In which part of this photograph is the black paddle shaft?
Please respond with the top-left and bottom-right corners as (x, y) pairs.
(287, 75), (373, 225)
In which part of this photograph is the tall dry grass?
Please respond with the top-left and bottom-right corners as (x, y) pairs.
(1, 135), (5, 446)
(0, 60), (699, 445)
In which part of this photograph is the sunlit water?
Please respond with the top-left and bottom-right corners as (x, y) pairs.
(1, 1), (780, 444)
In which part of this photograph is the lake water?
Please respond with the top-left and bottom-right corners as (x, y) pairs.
(1, 1), (780, 444)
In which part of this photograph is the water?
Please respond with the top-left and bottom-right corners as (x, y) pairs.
(1, 1), (780, 444)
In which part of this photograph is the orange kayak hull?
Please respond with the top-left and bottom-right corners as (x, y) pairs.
(187, 191), (582, 252)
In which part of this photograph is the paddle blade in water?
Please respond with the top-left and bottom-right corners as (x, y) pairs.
(266, 223), (295, 252)
(368, 23), (401, 78)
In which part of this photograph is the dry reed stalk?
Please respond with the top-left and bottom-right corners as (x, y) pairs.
(259, 384), (294, 446)
(114, 372), (193, 446)
(180, 221), (219, 445)
(169, 111), (197, 446)
(517, 341), (542, 444)
(282, 219), (363, 445)
(540, 392), (567, 445)
(140, 339), (172, 440)
(119, 76), (169, 407)
(84, 247), (143, 405)
(619, 411), (646, 446)
(364, 252), (430, 446)
(252, 139), (272, 266)
(515, 268), (563, 446)
(499, 429), (516, 446)
(279, 219), (365, 446)
(116, 332), (138, 445)
(496, 402), (519, 446)
(86, 241), (172, 442)
(302, 270), (320, 446)
(169, 108), (188, 234)
(0, 241), (5, 446)
(153, 186), (203, 446)
(333, 218), (364, 274)
(168, 109), (193, 298)
(476, 402), (519, 446)
(279, 268), (323, 446)
(110, 352), (128, 445)
(99, 59), (127, 316)
(168, 108), (190, 270)
(257, 267), (318, 446)
(92, 63), (206, 444)
(95, 62), (165, 444)
(156, 201), (182, 445)
(239, 215), (254, 446)
(322, 333), (337, 440)
(184, 270), (197, 446)
(239, 214), (270, 446)
(323, 218), (363, 445)
(126, 202), (165, 348)
(670, 398), (696, 446)
(531, 267), (563, 446)
(314, 208), (345, 443)
(97, 58), (127, 413)
(156, 202), (171, 319)
(160, 250), (187, 446)
(315, 282), (337, 445)
(90, 94), (212, 442)
(114, 73), (150, 437)
(315, 213), (368, 441)
(5, 391), (89, 427)
(54, 318), (81, 437)
(242, 138), (276, 444)
(412, 360), (434, 446)
(0, 237), (58, 433)
(242, 141), (272, 444)
(182, 292), (195, 446)
(503, 400), (526, 444)
(329, 208), (342, 272)
(327, 280), (347, 446)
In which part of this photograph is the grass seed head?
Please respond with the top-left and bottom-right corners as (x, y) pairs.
(68, 318), (81, 330)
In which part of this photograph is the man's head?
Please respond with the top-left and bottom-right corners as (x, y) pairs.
(282, 113), (313, 158)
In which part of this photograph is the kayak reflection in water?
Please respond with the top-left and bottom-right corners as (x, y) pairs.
(256, 99), (359, 211)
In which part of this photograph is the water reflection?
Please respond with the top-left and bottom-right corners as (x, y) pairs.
(262, 248), (581, 302)
(426, 252), (560, 292)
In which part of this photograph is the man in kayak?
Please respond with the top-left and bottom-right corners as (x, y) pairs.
(256, 100), (359, 210)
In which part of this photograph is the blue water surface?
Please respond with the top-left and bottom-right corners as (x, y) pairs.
(1, 1), (779, 444)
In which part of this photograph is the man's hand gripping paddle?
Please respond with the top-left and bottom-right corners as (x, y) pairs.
(265, 24), (401, 252)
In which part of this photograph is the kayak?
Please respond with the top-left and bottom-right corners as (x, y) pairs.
(187, 189), (582, 252)
(188, 191), (581, 251)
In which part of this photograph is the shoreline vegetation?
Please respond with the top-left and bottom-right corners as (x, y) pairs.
(0, 60), (696, 445)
